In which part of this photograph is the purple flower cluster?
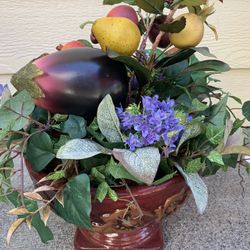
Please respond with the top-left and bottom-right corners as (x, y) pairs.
(0, 83), (8, 97)
(116, 95), (186, 153)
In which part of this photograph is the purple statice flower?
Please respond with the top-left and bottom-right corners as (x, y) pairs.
(0, 84), (8, 97)
(116, 95), (187, 152)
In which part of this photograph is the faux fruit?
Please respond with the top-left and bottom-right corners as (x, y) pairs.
(92, 17), (141, 56)
(149, 15), (170, 48)
(11, 48), (128, 120)
(169, 13), (204, 49)
(107, 5), (138, 25)
(90, 33), (98, 44)
(60, 40), (86, 50)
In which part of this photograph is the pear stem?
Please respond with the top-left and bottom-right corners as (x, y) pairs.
(80, 21), (95, 30)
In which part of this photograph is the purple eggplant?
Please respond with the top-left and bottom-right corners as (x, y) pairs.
(11, 48), (128, 120)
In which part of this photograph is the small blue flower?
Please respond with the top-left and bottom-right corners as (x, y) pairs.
(117, 95), (187, 152)
(0, 84), (8, 97)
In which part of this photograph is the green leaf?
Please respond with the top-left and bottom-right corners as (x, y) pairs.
(56, 139), (112, 160)
(159, 16), (186, 33)
(53, 135), (70, 153)
(177, 121), (204, 152)
(7, 191), (53, 243)
(210, 95), (228, 127)
(246, 163), (250, 175)
(97, 95), (123, 143)
(113, 56), (151, 86)
(206, 124), (224, 145)
(184, 60), (230, 73)
(26, 132), (55, 172)
(229, 95), (242, 104)
(61, 115), (87, 139)
(91, 168), (106, 183)
(156, 49), (195, 68)
(230, 118), (245, 135)
(186, 158), (202, 173)
(192, 47), (216, 58)
(135, 0), (164, 14)
(191, 98), (208, 112)
(153, 172), (176, 185)
(175, 163), (208, 214)
(47, 170), (65, 181)
(113, 147), (160, 185)
(53, 174), (92, 229)
(242, 101), (250, 121)
(108, 188), (118, 201)
(207, 151), (224, 165)
(96, 182), (109, 203)
(106, 157), (142, 183)
(0, 90), (35, 131)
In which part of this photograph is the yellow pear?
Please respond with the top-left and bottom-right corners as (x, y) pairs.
(169, 13), (204, 49)
(92, 17), (141, 56)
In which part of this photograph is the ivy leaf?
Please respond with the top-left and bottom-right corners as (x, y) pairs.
(26, 132), (55, 172)
(56, 139), (112, 160)
(242, 101), (250, 121)
(190, 98), (208, 112)
(0, 90), (35, 131)
(206, 124), (224, 145)
(186, 158), (202, 173)
(135, 0), (164, 14)
(113, 147), (160, 185)
(207, 151), (224, 165)
(175, 163), (208, 214)
(61, 115), (87, 139)
(230, 118), (245, 136)
(159, 16), (186, 33)
(53, 174), (92, 229)
(96, 182), (109, 203)
(176, 121), (204, 153)
(97, 94), (123, 143)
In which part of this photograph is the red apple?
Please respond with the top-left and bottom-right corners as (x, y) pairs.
(149, 15), (170, 48)
(56, 40), (86, 51)
(107, 5), (138, 25)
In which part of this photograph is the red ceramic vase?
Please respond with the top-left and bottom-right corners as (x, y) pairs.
(26, 161), (189, 250)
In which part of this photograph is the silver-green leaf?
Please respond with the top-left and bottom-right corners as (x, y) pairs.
(56, 139), (112, 160)
(112, 147), (160, 185)
(97, 94), (123, 143)
(175, 163), (208, 214)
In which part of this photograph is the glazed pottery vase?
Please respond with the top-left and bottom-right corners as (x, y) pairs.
(26, 161), (189, 250)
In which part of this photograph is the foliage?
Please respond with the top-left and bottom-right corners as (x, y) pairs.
(0, 0), (249, 245)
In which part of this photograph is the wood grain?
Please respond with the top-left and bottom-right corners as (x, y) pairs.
(0, 0), (249, 74)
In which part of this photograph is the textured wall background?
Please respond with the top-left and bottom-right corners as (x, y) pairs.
(0, 0), (250, 107)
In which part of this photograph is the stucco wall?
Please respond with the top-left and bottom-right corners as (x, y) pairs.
(0, 0), (250, 103)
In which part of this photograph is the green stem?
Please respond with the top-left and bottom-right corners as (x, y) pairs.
(80, 21), (95, 29)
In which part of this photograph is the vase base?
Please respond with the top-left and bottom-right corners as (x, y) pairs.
(74, 222), (164, 250)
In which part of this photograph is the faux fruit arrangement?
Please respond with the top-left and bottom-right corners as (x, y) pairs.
(0, 0), (250, 248)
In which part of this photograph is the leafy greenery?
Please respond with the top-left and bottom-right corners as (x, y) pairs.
(0, 0), (249, 244)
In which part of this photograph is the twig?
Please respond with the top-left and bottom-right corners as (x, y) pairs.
(122, 179), (144, 219)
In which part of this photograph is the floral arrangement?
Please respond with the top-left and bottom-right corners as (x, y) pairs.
(0, 0), (250, 245)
